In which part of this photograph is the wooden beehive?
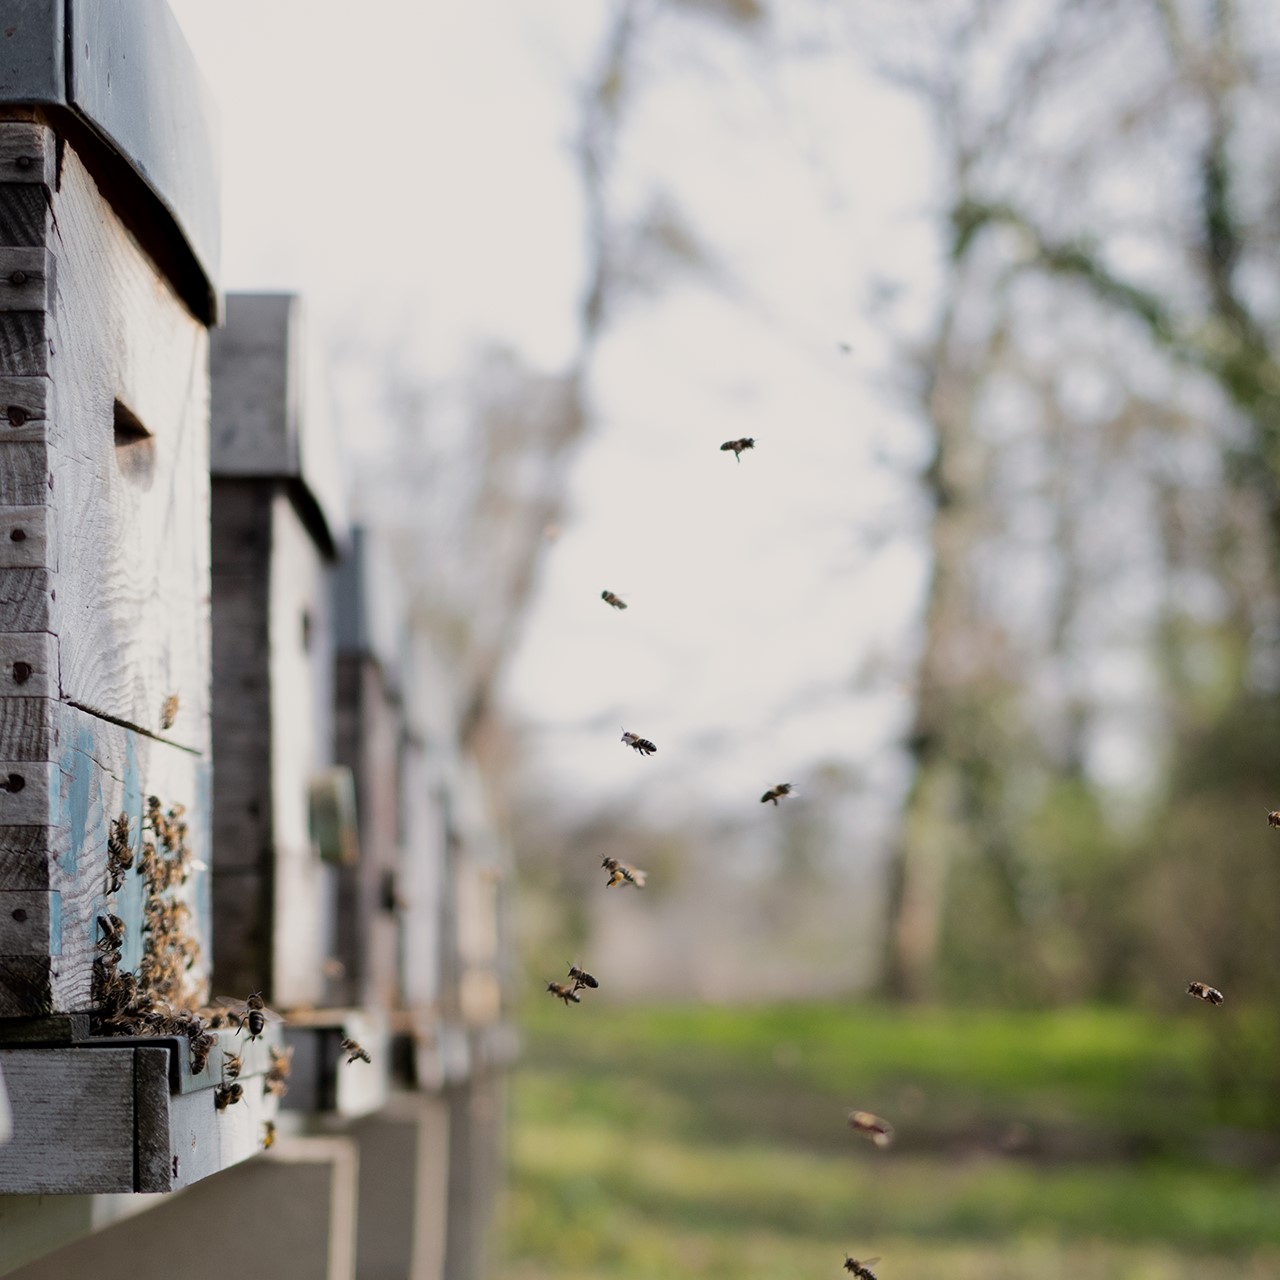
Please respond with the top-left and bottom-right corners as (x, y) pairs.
(209, 292), (349, 1010)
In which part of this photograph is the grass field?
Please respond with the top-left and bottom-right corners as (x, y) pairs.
(498, 1000), (1280, 1280)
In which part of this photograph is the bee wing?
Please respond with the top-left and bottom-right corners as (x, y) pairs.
(629, 869), (648, 888)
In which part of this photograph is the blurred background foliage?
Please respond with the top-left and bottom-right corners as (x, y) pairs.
(475, 0), (1280, 1274)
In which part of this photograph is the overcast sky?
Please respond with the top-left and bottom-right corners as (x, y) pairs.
(169, 1), (943, 823)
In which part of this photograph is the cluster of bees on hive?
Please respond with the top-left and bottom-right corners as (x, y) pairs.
(95, 794), (373, 1149)
(554, 439), (1266, 1275)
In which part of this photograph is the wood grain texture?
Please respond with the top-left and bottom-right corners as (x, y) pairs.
(0, 505), (49, 567)
(0, 247), (53, 311)
(0, 184), (51, 248)
(0, 566), (52, 632)
(0, 889), (54, 954)
(0, 702), (211, 1015)
(0, 310), (49, 375)
(41, 142), (211, 754)
(0, 440), (52, 505)
(0, 374), (50, 441)
(0, 122), (56, 190)
(0, 1046), (135, 1191)
(0, 633), (56, 701)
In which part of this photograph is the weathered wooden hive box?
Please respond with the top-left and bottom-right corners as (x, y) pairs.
(210, 294), (389, 1118)
(209, 292), (346, 1007)
(0, 0), (282, 1196)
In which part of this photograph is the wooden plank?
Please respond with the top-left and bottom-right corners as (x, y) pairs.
(0, 565), (53, 632)
(0, 633), (56, 700)
(0, 956), (49, 1015)
(0, 184), (51, 248)
(0, 505), (48, 567)
(0, 889), (55, 954)
(0, 696), (52, 757)
(0, 1013), (87, 1044)
(0, 760), (56, 826)
(0, 248), (53, 311)
(132, 1044), (172, 1192)
(0, 442), (51, 506)
(0, 310), (49, 375)
(38, 142), (211, 753)
(0, 374), (50, 441)
(0, 826), (59, 891)
(0, 702), (211, 1016)
(0, 1047), (135, 1192)
(0, 122), (56, 189)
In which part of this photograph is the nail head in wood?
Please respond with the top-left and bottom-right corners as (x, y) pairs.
(3, 772), (24, 792)
(11, 909), (25, 922)
(12, 661), (31, 683)
(14, 155), (30, 170)
(9, 271), (26, 286)
(6, 406), (26, 426)
(10, 527), (25, 541)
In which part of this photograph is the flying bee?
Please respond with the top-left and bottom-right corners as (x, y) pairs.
(720, 436), (755, 461)
(265, 1044), (294, 1098)
(160, 693), (180, 730)
(621, 730), (657, 756)
(1267, 810), (1280, 829)
(340, 1036), (372, 1065)
(222, 1050), (243, 1082)
(843, 1257), (880, 1279)
(601, 855), (647, 889)
(262, 1120), (277, 1150)
(567, 962), (599, 992)
(601, 590), (628, 610)
(214, 1082), (243, 1111)
(760, 782), (796, 806)
(1187, 981), (1224, 1005)
(97, 913), (125, 951)
(216, 990), (282, 1041)
(848, 1110), (894, 1148)
(546, 981), (581, 1006)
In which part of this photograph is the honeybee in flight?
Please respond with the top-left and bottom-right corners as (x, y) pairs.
(1187, 981), (1224, 1005)
(1267, 810), (1280, 828)
(341, 1036), (372, 1065)
(601, 855), (647, 889)
(222, 1051), (243, 1082)
(760, 783), (795, 806)
(843, 1257), (880, 1279)
(217, 990), (282, 1041)
(568, 962), (599, 992)
(601, 590), (627, 610)
(848, 1110), (894, 1148)
(262, 1120), (277, 1150)
(546, 981), (581, 1006)
(720, 437), (755, 462)
(621, 730), (656, 756)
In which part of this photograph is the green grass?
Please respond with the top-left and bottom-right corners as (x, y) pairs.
(499, 1000), (1280, 1279)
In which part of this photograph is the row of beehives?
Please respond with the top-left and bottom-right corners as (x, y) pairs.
(0, 287), (514, 1206)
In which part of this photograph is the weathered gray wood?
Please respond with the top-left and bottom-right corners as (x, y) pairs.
(0, 443), (52, 506)
(0, 701), (211, 1015)
(0, 639), (55, 702)
(0, 1047), (135, 1192)
(0, 123), (56, 189)
(0, 247), (52, 311)
(132, 1045), (171, 1192)
(0, 506), (49, 568)
(0, 697), (52, 757)
(0, 1014), (87, 1045)
(33, 134), (211, 753)
(0, 566), (52, 632)
(351, 1098), (450, 1280)
(0, 310), (48, 375)
(0, 185), (50, 248)
(209, 484), (336, 1009)
(0, 374), (50, 441)
(0, 890), (54, 954)
(2, 1136), (359, 1280)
